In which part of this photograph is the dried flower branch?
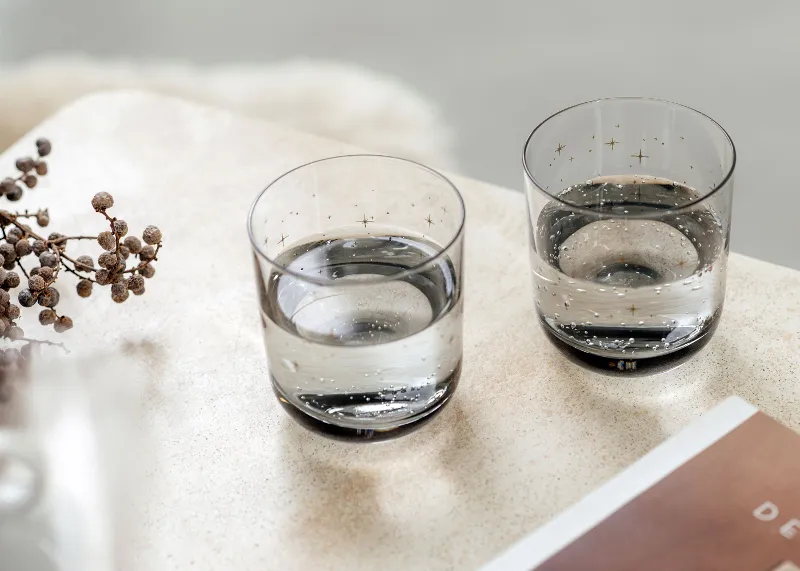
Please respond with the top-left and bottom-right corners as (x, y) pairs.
(0, 138), (163, 393)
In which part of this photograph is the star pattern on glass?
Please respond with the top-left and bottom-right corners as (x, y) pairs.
(555, 143), (566, 155)
(629, 304), (638, 316)
(424, 214), (435, 227)
(605, 138), (620, 150)
(278, 233), (289, 247)
(357, 214), (374, 228)
(631, 149), (649, 163)
(569, 156), (575, 162)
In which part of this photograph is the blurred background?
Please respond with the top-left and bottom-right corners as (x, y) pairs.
(0, 0), (798, 269)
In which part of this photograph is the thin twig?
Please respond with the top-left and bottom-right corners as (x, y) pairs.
(60, 259), (96, 283)
(12, 209), (46, 220)
(121, 242), (161, 274)
(50, 235), (96, 243)
(20, 337), (70, 353)
(16, 261), (28, 280)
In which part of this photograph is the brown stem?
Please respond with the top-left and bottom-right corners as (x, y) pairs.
(3, 214), (41, 241)
(102, 211), (122, 264)
(2, 214), (95, 272)
(52, 247), (62, 280)
(60, 259), (96, 283)
(10, 209), (46, 221)
(16, 261), (28, 280)
(50, 235), (96, 243)
(121, 241), (161, 274)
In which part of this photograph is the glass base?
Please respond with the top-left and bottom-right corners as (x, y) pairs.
(539, 316), (719, 376)
(272, 363), (460, 441)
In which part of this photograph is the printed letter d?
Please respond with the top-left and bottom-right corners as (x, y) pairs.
(754, 501), (780, 521)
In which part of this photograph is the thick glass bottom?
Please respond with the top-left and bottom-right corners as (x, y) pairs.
(271, 363), (460, 441)
(538, 313), (719, 376)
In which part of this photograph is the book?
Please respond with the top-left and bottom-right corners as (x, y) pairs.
(481, 397), (800, 571)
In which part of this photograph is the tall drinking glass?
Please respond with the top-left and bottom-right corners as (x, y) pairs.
(523, 98), (735, 372)
(248, 155), (465, 439)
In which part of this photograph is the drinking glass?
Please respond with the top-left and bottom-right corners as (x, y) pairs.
(248, 155), (465, 439)
(0, 351), (146, 571)
(523, 98), (735, 372)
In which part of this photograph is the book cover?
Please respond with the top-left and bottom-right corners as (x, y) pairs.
(482, 397), (800, 571)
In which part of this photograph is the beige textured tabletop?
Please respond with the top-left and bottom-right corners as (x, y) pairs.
(2, 92), (798, 571)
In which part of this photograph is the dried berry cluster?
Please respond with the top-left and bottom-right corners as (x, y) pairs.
(0, 138), (162, 388)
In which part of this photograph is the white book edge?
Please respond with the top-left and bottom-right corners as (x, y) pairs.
(480, 396), (759, 571)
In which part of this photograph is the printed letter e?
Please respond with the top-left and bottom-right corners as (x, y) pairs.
(780, 519), (800, 540)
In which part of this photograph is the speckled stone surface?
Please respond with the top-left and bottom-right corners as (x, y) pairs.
(2, 93), (798, 571)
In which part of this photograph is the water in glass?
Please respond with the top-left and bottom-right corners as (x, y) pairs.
(532, 175), (726, 360)
(258, 227), (462, 431)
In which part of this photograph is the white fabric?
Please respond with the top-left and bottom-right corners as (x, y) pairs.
(0, 56), (455, 168)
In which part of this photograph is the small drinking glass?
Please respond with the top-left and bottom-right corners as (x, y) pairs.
(523, 98), (735, 372)
(248, 155), (465, 439)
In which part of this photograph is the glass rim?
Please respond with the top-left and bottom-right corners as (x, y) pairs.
(522, 96), (737, 217)
(247, 153), (466, 287)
